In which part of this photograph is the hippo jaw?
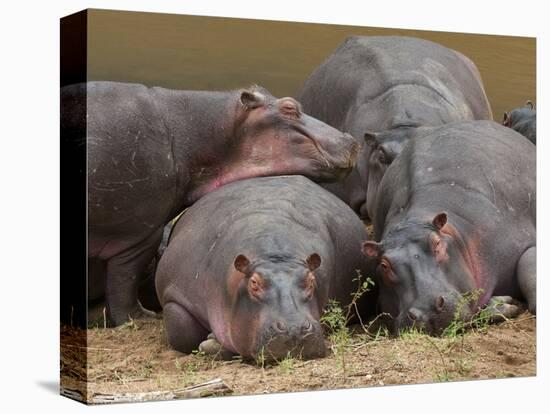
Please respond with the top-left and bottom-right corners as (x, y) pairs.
(300, 121), (362, 181)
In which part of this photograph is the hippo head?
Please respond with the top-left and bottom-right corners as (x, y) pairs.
(502, 100), (535, 127)
(363, 127), (417, 219)
(362, 213), (477, 335)
(229, 86), (360, 179)
(227, 253), (326, 362)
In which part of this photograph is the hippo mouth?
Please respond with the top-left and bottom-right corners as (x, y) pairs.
(252, 326), (326, 362)
(296, 127), (360, 177)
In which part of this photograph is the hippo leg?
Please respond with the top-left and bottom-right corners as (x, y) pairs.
(163, 302), (209, 353)
(105, 228), (163, 326)
(483, 296), (525, 323)
(198, 334), (236, 360)
(517, 246), (536, 314)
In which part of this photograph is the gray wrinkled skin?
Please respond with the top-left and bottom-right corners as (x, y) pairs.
(298, 36), (493, 220)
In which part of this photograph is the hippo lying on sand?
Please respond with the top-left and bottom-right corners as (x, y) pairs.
(62, 81), (361, 326)
(503, 100), (536, 144)
(156, 175), (374, 361)
(298, 36), (493, 220)
(363, 121), (535, 335)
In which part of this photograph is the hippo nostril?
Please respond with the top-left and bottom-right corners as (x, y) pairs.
(301, 321), (313, 333)
(407, 310), (419, 321)
(275, 321), (287, 332)
(435, 296), (445, 313)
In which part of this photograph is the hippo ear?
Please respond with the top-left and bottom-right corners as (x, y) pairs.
(362, 241), (382, 258)
(240, 90), (265, 110)
(526, 100), (534, 110)
(364, 131), (380, 148)
(502, 112), (511, 126)
(306, 253), (322, 271)
(432, 212), (448, 230)
(234, 254), (251, 274)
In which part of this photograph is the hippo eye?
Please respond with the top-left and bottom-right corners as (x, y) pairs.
(378, 258), (397, 286)
(279, 101), (300, 119)
(248, 274), (265, 301)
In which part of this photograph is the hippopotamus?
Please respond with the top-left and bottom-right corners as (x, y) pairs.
(155, 175), (374, 361)
(297, 36), (493, 220)
(503, 100), (536, 144)
(61, 81), (361, 326)
(362, 121), (535, 335)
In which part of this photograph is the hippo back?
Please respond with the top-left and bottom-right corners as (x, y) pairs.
(299, 36), (493, 137)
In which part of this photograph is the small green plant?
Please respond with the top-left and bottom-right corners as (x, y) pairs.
(470, 306), (493, 333)
(191, 349), (206, 358)
(454, 356), (473, 375)
(442, 289), (484, 338)
(347, 271), (375, 325)
(278, 353), (296, 375)
(399, 325), (426, 341)
(321, 299), (348, 333)
(119, 317), (140, 331)
(320, 271), (375, 333)
(255, 346), (266, 370)
(176, 359), (198, 387)
(370, 324), (390, 342)
(319, 271), (375, 377)
(434, 371), (453, 382)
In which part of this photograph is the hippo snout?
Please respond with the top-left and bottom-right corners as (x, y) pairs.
(254, 319), (326, 361)
(318, 132), (362, 181)
(396, 295), (465, 336)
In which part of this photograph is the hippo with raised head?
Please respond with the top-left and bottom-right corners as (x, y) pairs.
(362, 121), (535, 335)
(155, 175), (374, 361)
(298, 36), (493, 220)
(503, 100), (536, 144)
(62, 81), (361, 326)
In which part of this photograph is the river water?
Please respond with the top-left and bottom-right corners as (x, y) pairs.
(88, 9), (536, 123)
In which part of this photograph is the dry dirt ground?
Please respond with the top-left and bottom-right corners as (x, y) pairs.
(60, 311), (536, 404)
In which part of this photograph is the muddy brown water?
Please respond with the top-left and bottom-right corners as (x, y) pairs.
(87, 9), (535, 123)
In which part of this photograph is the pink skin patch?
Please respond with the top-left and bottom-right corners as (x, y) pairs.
(188, 158), (297, 204)
(208, 311), (238, 354)
(440, 223), (491, 307)
(204, 270), (245, 354)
